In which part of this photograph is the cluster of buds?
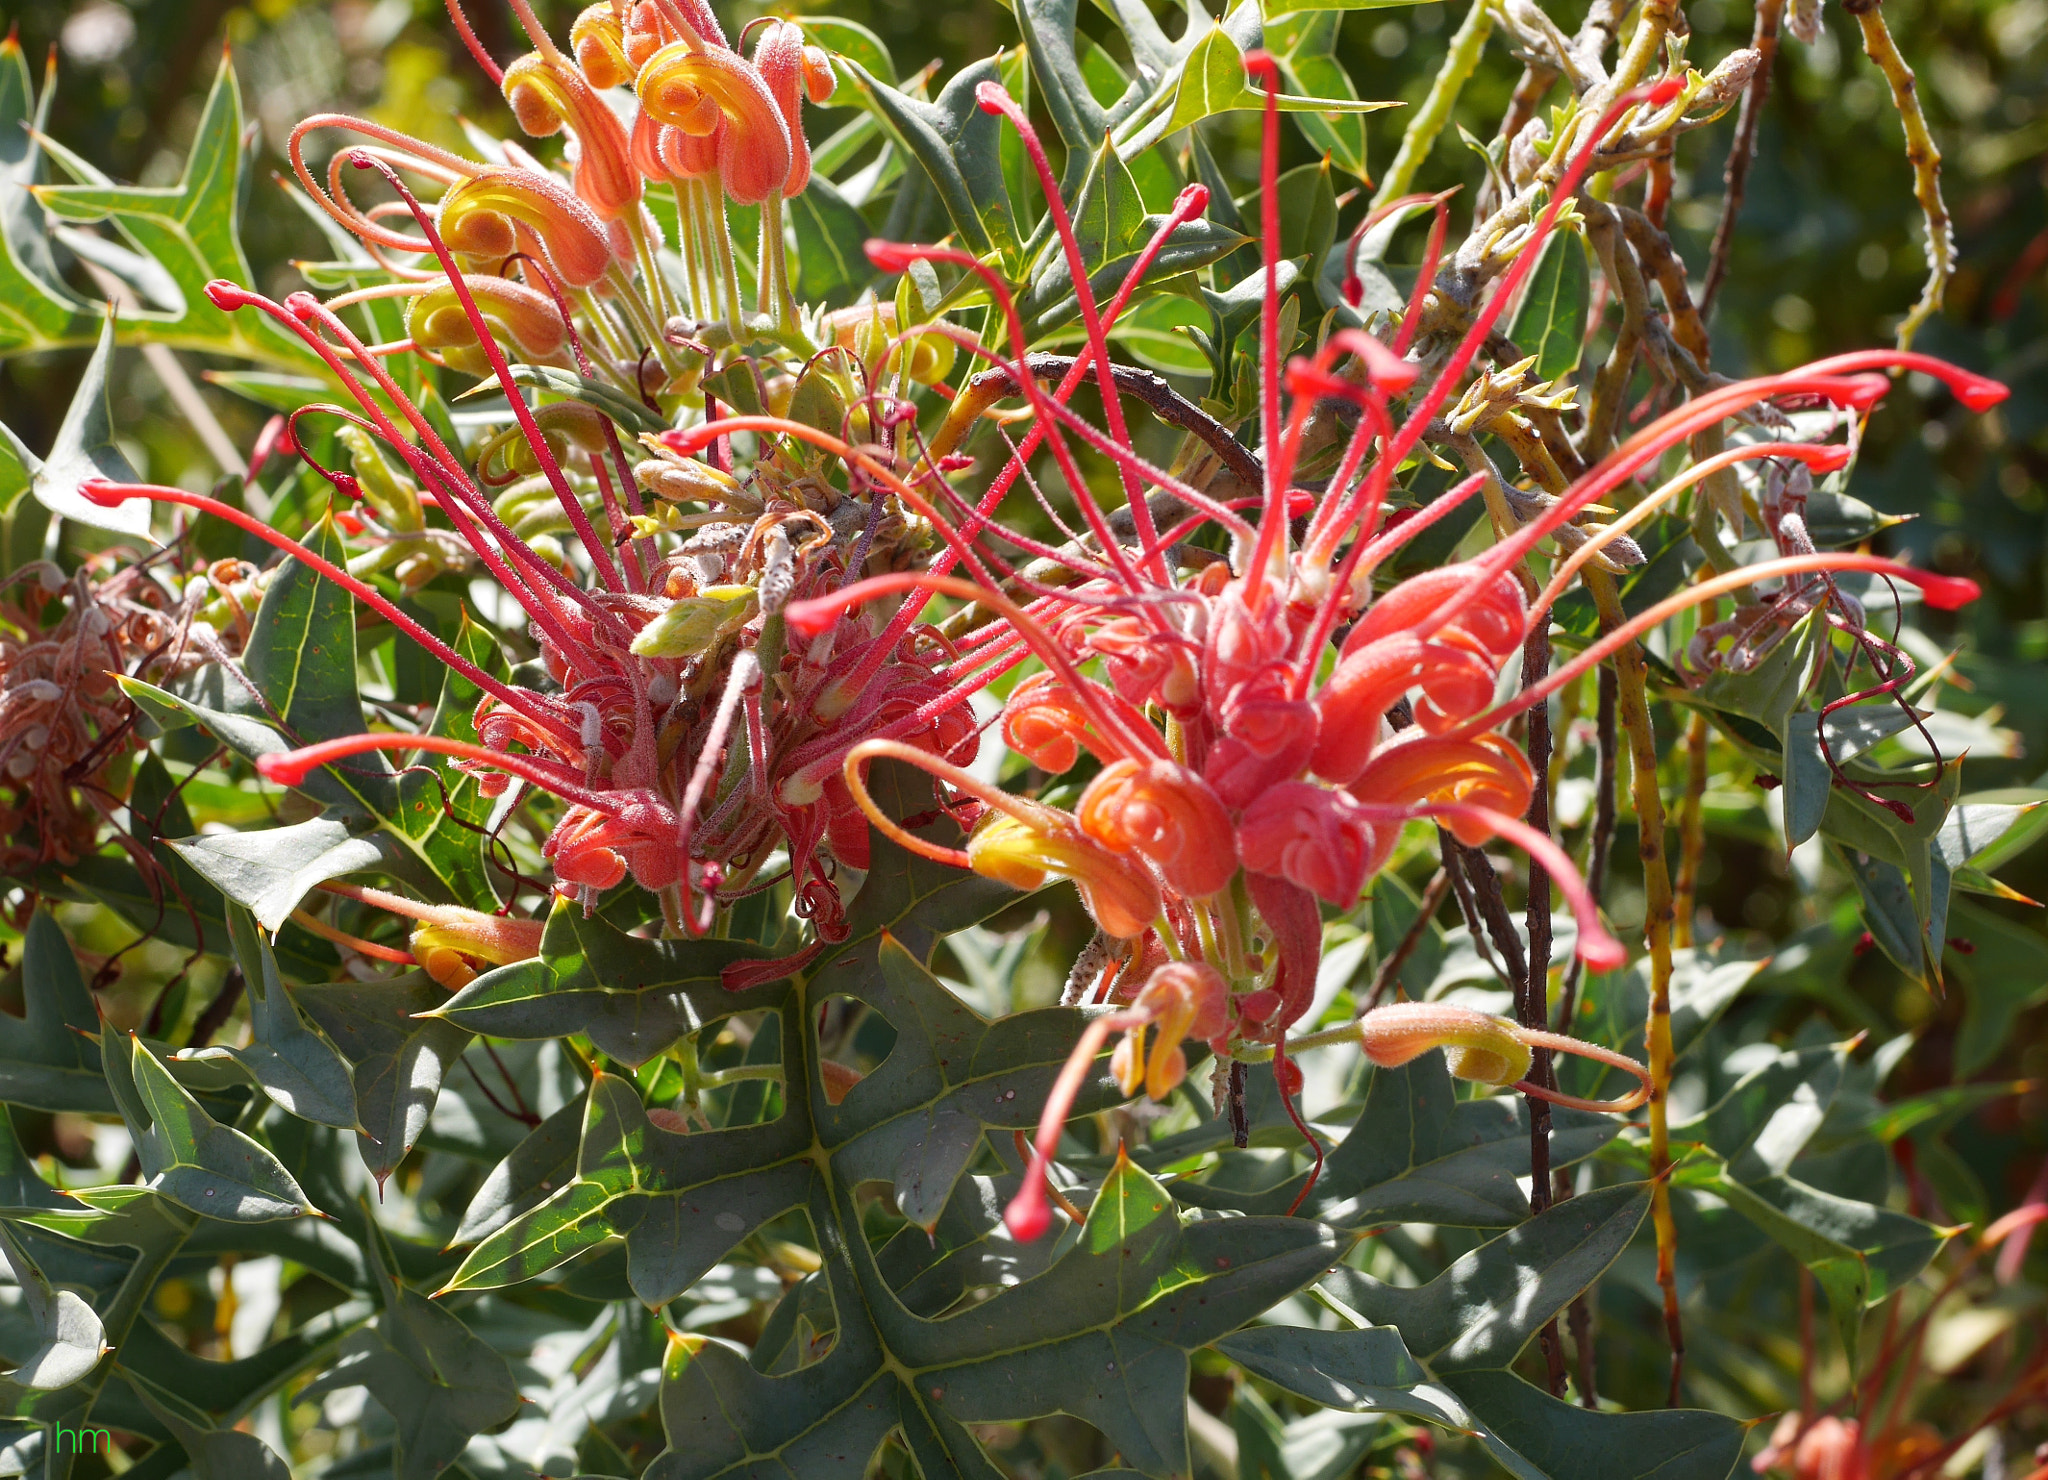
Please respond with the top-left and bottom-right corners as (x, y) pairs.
(82, 0), (1003, 941)
(764, 67), (2002, 1235)
(0, 553), (214, 873)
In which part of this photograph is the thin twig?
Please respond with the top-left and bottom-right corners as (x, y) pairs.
(1373, 0), (1496, 209)
(1521, 625), (1569, 1398)
(1555, 667), (1619, 1034)
(1364, 869), (1452, 1010)
(1701, 0), (1786, 317)
(1842, 0), (1955, 349)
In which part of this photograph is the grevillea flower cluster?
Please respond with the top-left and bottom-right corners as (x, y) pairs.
(80, 0), (2005, 1244)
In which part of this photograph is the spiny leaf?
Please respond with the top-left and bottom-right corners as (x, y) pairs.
(102, 1032), (313, 1222)
(0, 1224), (106, 1390)
(167, 814), (387, 935)
(26, 315), (146, 539)
(297, 972), (474, 1185)
(0, 910), (109, 1114)
(172, 905), (357, 1131)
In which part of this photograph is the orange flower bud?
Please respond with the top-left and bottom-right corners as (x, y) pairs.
(1237, 781), (1390, 907)
(801, 45), (836, 103)
(411, 910), (546, 991)
(965, 807), (1160, 939)
(439, 166), (616, 287)
(406, 274), (570, 376)
(1077, 758), (1237, 898)
(1348, 732), (1534, 846)
(1357, 1001), (1533, 1087)
(569, 3), (633, 88)
(753, 20), (814, 197)
(502, 53), (642, 217)
(637, 42), (791, 205)
(999, 673), (1101, 773)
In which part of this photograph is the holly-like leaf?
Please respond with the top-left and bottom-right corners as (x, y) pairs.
(435, 900), (783, 1067)
(1674, 1037), (1851, 1183)
(102, 1032), (313, 1222)
(0, 911), (108, 1114)
(1262, 10), (1371, 177)
(1176, 1055), (1619, 1227)
(167, 814), (387, 934)
(837, 55), (1019, 267)
(297, 973), (474, 1186)
(0, 1224), (106, 1391)
(26, 314), (146, 539)
(0, 36), (102, 357)
(171, 906), (357, 1132)
(33, 54), (310, 369)
(302, 1220), (521, 1480)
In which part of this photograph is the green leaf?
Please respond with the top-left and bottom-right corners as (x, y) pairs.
(435, 900), (783, 1067)
(33, 54), (310, 369)
(488, 363), (668, 436)
(171, 906), (357, 1132)
(0, 35), (103, 357)
(1674, 1038), (1850, 1182)
(789, 174), (873, 309)
(1262, 10), (1371, 178)
(1176, 1054), (1618, 1226)
(1117, 20), (1397, 157)
(297, 973), (474, 1186)
(235, 512), (376, 755)
(805, 17), (895, 84)
(0, 910), (109, 1114)
(1323, 1182), (1651, 1373)
(0, 1223), (106, 1390)
(1506, 231), (1589, 383)
(167, 814), (387, 934)
(104, 1032), (314, 1222)
(838, 55), (1019, 267)
(26, 314), (147, 539)
(1948, 900), (2048, 1076)
(304, 1220), (521, 1480)
(1705, 1162), (1946, 1369)
(0, 422), (50, 573)
(449, 1091), (588, 1247)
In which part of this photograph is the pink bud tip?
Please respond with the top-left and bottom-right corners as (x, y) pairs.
(78, 479), (135, 509)
(1579, 933), (1629, 973)
(255, 754), (314, 787)
(974, 80), (1015, 116)
(665, 426), (721, 457)
(783, 597), (838, 639)
(1801, 444), (1854, 473)
(1953, 375), (2009, 412)
(204, 279), (245, 310)
(1902, 570), (1981, 611)
(1243, 51), (1279, 88)
(1647, 76), (1684, 106)
(1176, 183), (1210, 214)
(864, 239), (920, 273)
(1004, 1185), (1051, 1241)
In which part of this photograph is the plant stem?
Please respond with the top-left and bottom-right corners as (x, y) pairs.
(1371, 0), (1494, 209)
(1701, 0), (1785, 317)
(1587, 567), (1683, 1405)
(1521, 624), (1569, 1398)
(1673, 709), (1711, 949)
(1843, 0), (1955, 350)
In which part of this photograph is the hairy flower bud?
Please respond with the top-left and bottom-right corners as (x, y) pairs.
(502, 52), (641, 216)
(637, 43), (792, 205)
(439, 167), (615, 287)
(569, 3), (633, 87)
(1077, 758), (1238, 898)
(405, 274), (571, 376)
(1357, 1001), (1534, 1087)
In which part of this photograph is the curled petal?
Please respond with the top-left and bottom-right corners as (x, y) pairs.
(1077, 758), (1238, 898)
(502, 53), (640, 216)
(1344, 561), (1526, 659)
(440, 166), (616, 286)
(570, 3), (633, 87)
(406, 274), (570, 375)
(965, 810), (1160, 939)
(1348, 732), (1534, 845)
(1237, 782), (1388, 908)
(638, 43), (792, 204)
(1311, 633), (1424, 782)
(753, 20), (814, 196)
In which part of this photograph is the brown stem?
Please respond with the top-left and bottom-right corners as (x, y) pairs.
(1555, 667), (1619, 1033)
(1521, 625), (1569, 1398)
(1701, 0), (1786, 318)
(1364, 870), (1453, 1010)
(1673, 709), (1712, 949)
